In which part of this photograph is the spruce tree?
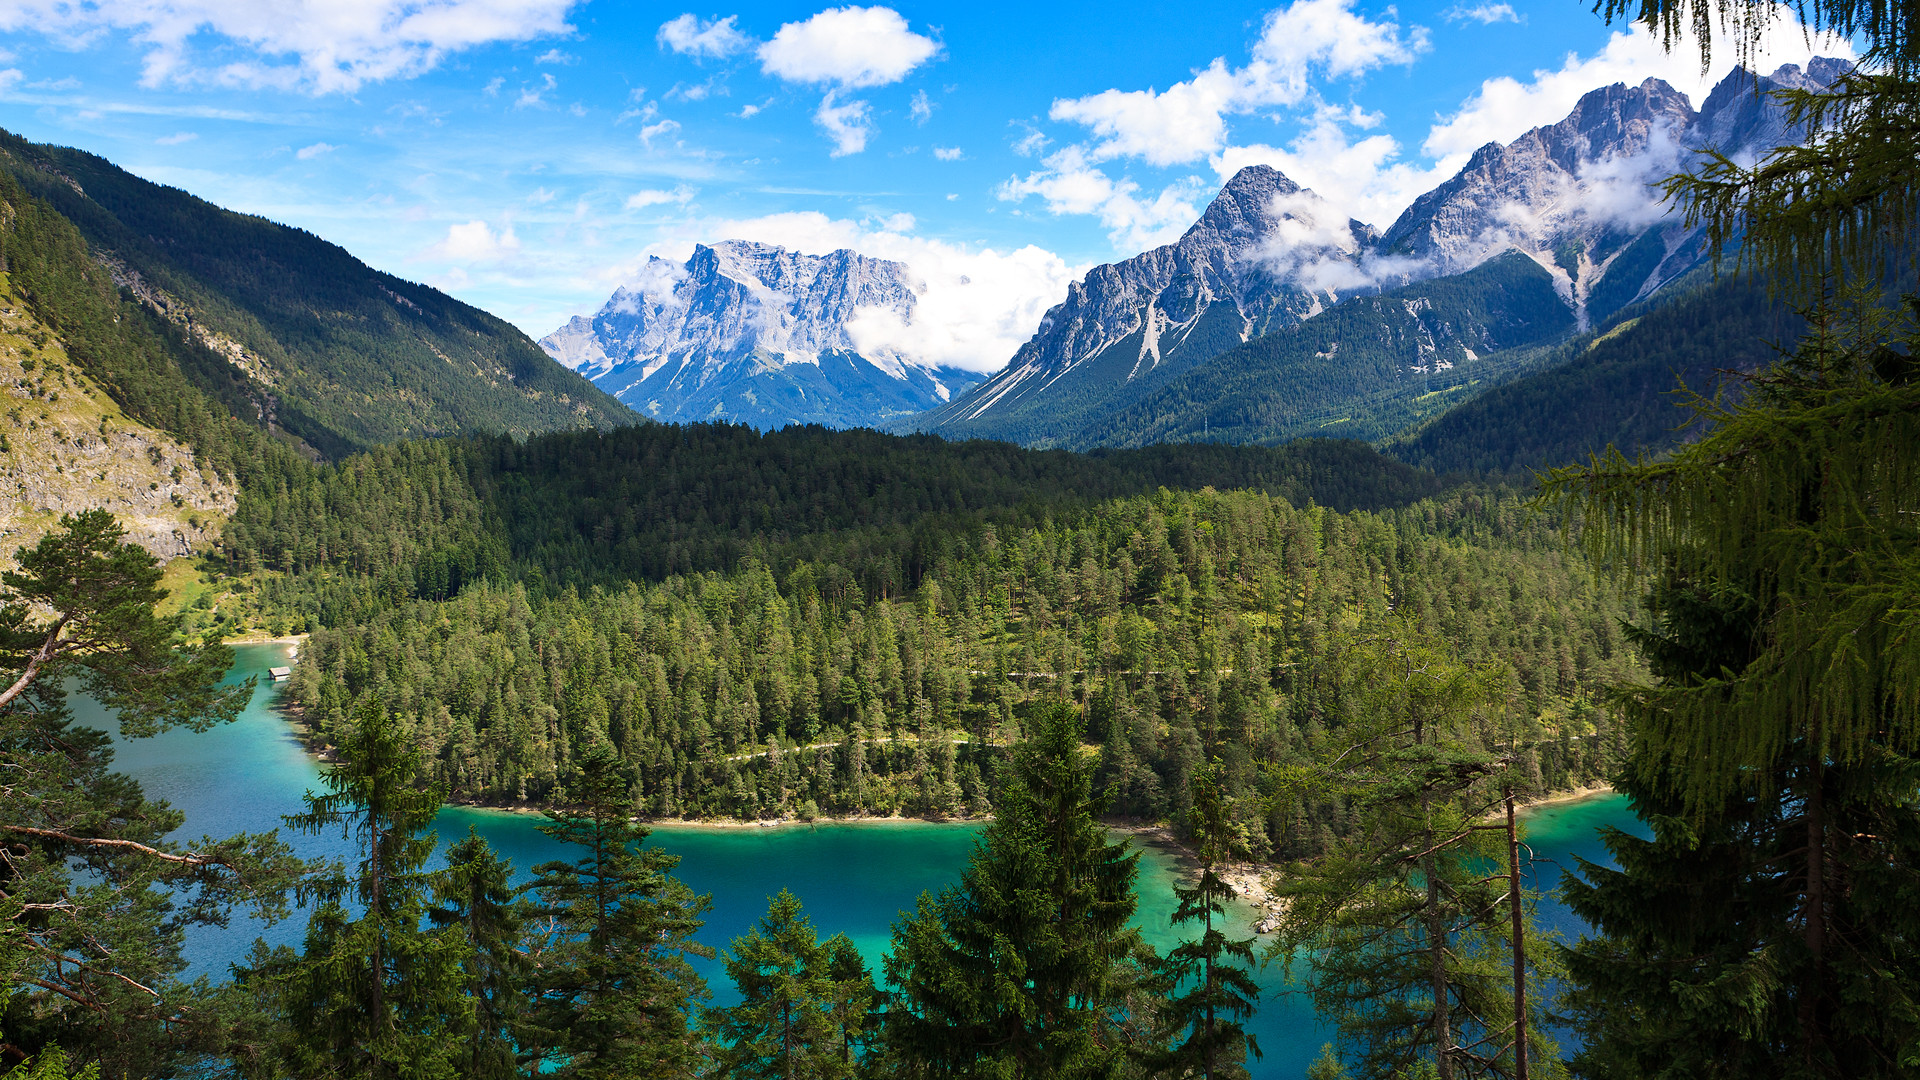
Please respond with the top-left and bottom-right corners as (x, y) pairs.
(429, 829), (530, 1080)
(260, 695), (468, 1080)
(881, 703), (1153, 1080)
(1545, 295), (1920, 1076)
(525, 743), (712, 1078)
(700, 889), (874, 1080)
(1157, 763), (1262, 1080)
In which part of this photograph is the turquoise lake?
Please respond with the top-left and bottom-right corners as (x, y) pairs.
(98, 642), (1651, 1079)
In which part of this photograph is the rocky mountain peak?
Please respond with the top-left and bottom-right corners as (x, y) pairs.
(537, 240), (976, 429)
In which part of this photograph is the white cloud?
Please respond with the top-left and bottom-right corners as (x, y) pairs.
(483, 75), (504, 96)
(295, 141), (336, 159)
(627, 184), (697, 209)
(910, 88), (932, 124)
(0, 0), (578, 94)
(155, 130), (197, 144)
(737, 100), (767, 118)
(427, 219), (521, 263)
(0, 69), (19, 93)
(1443, 3), (1521, 24)
(757, 6), (937, 88)
(934, 146), (963, 161)
(814, 92), (874, 156)
(1049, 0), (1428, 168)
(516, 72), (557, 109)
(753, 7), (937, 157)
(640, 118), (682, 148)
(999, 145), (1207, 251)
(528, 186), (557, 204)
(657, 13), (751, 59)
(26, 76), (80, 89)
(535, 47), (577, 64)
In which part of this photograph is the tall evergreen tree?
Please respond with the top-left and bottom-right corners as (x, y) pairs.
(429, 829), (530, 1080)
(257, 695), (467, 1080)
(1157, 763), (1262, 1080)
(700, 889), (874, 1080)
(881, 704), (1153, 1080)
(1545, 294), (1920, 1076)
(525, 743), (712, 1078)
(1271, 629), (1561, 1080)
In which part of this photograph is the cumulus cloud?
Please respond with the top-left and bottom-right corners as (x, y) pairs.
(757, 6), (937, 88)
(755, 6), (938, 155)
(0, 0), (577, 94)
(814, 92), (874, 155)
(933, 146), (963, 161)
(657, 13), (751, 59)
(295, 141), (336, 158)
(623, 210), (1086, 373)
(427, 219), (521, 263)
(999, 145), (1208, 252)
(1049, 0), (1428, 168)
(626, 184), (697, 209)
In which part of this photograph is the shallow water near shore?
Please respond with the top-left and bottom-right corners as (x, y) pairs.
(101, 643), (1649, 1078)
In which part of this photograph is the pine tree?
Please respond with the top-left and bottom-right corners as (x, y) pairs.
(261, 695), (468, 1080)
(1270, 628), (1561, 1080)
(429, 829), (530, 1080)
(1545, 297), (1920, 1075)
(700, 889), (874, 1080)
(881, 703), (1153, 1080)
(1157, 763), (1262, 1080)
(525, 743), (712, 1078)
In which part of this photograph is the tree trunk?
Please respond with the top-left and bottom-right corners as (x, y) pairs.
(1506, 789), (1527, 1080)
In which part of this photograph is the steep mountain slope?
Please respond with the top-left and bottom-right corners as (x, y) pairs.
(909, 166), (1367, 438)
(0, 128), (633, 459)
(910, 60), (1841, 449)
(1389, 279), (1799, 475)
(1059, 251), (1574, 449)
(0, 267), (234, 559)
(539, 241), (982, 429)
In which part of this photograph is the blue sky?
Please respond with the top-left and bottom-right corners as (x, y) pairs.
(0, 0), (1847, 371)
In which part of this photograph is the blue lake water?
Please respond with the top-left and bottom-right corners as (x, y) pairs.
(100, 642), (1650, 1078)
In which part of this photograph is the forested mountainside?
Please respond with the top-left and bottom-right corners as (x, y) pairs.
(1391, 278), (1802, 474)
(0, 265), (234, 558)
(215, 427), (1452, 630)
(0, 128), (632, 459)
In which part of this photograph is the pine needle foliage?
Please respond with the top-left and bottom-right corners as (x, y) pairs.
(1539, 288), (1920, 820)
(1270, 627), (1563, 1080)
(699, 889), (877, 1080)
(428, 829), (531, 1080)
(524, 743), (713, 1079)
(262, 695), (468, 1080)
(880, 704), (1151, 1080)
(1156, 763), (1262, 1080)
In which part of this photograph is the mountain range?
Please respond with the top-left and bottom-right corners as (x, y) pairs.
(904, 58), (1843, 448)
(539, 241), (982, 428)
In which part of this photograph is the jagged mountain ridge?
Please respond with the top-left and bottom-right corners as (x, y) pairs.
(909, 58), (1842, 447)
(540, 241), (982, 429)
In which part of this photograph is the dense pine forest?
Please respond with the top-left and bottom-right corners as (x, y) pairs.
(279, 482), (1633, 838)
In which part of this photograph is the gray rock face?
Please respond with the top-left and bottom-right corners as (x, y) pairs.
(915, 58), (1845, 442)
(539, 241), (980, 429)
(917, 166), (1365, 429)
(1379, 60), (1848, 328)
